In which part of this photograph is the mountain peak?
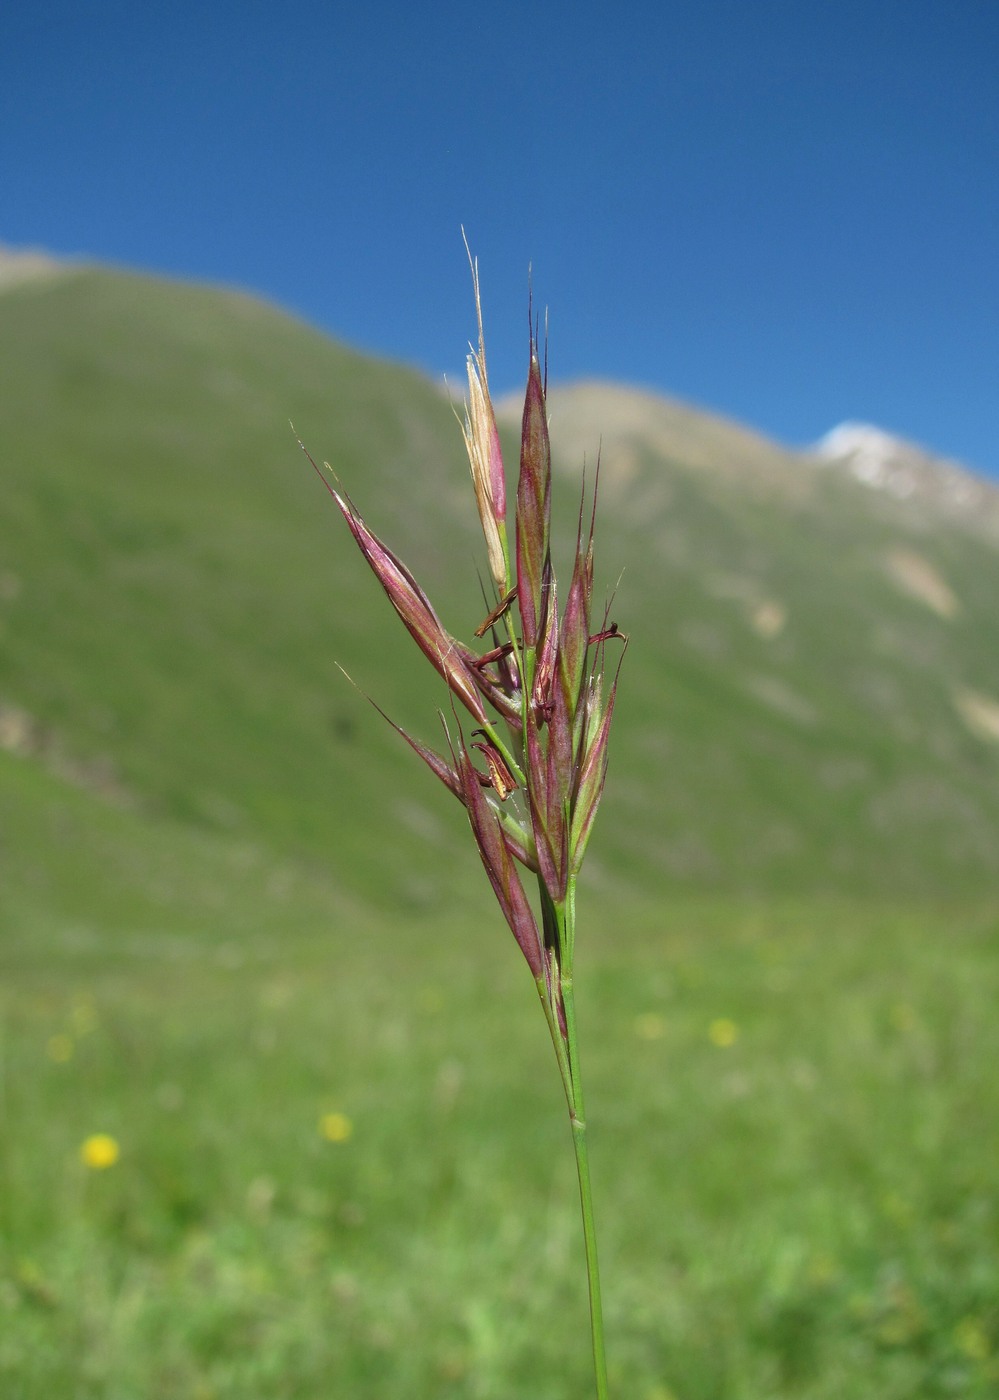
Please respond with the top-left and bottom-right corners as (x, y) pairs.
(815, 420), (941, 489)
(814, 419), (999, 531)
(0, 241), (68, 289)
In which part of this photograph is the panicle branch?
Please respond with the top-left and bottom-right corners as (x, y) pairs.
(311, 247), (625, 997)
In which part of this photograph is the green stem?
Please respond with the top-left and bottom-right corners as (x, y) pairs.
(549, 895), (609, 1400)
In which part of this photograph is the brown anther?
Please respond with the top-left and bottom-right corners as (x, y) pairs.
(470, 731), (518, 801)
(531, 645), (557, 726)
(588, 622), (625, 645)
(472, 640), (515, 669)
(474, 587), (518, 638)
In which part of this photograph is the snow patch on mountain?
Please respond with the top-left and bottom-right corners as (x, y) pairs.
(816, 422), (927, 498)
(813, 421), (999, 537)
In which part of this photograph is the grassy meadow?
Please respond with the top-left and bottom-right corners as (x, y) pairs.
(3, 883), (999, 1398)
(2, 261), (999, 1395)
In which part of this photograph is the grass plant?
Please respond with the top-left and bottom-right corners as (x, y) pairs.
(300, 249), (626, 1395)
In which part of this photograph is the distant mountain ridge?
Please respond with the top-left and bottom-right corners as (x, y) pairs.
(500, 379), (999, 534)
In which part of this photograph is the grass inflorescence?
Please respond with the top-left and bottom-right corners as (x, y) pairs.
(300, 246), (626, 1394)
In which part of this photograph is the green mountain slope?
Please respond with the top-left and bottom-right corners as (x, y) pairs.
(2, 263), (999, 930)
(533, 381), (999, 896)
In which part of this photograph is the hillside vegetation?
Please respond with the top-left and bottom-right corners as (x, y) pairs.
(2, 263), (999, 932)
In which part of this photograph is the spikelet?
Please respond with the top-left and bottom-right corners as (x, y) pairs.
(312, 249), (625, 981)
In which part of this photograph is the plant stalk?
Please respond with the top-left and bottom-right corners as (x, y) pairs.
(553, 893), (609, 1400)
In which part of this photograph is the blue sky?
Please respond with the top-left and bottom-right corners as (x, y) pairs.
(3, 0), (998, 476)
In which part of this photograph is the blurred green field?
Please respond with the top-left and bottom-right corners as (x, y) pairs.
(3, 863), (998, 1397)
(2, 261), (999, 1396)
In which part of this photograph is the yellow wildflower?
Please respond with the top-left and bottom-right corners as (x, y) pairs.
(319, 1112), (353, 1143)
(81, 1134), (120, 1169)
(708, 1018), (738, 1048)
